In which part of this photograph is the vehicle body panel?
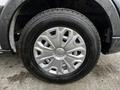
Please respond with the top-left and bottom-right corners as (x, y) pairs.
(0, 0), (120, 53)
(0, 0), (26, 51)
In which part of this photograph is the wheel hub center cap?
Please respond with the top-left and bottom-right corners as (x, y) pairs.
(55, 48), (65, 56)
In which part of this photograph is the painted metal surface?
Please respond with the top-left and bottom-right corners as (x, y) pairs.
(0, 0), (26, 51)
(0, 0), (9, 6)
(0, 0), (120, 53)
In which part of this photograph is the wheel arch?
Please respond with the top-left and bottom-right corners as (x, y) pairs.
(0, 0), (27, 52)
(0, 0), (119, 53)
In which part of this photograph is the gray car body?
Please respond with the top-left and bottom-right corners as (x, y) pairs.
(0, 0), (120, 53)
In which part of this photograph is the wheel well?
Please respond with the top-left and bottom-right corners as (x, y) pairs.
(14, 0), (112, 54)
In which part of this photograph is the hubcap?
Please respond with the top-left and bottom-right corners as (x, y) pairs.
(55, 48), (65, 56)
(33, 27), (86, 75)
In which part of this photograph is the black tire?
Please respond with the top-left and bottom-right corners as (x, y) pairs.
(19, 8), (101, 83)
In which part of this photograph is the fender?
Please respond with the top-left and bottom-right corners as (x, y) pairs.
(0, 0), (26, 52)
(113, 0), (120, 12)
(0, 0), (120, 52)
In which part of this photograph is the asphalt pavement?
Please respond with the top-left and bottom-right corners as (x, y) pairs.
(0, 53), (120, 90)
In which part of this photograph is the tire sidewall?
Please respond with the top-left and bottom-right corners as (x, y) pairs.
(20, 9), (100, 83)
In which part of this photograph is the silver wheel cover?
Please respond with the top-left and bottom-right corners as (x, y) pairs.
(33, 27), (86, 75)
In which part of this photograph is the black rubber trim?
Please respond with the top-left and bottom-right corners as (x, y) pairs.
(0, 6), (3, 14)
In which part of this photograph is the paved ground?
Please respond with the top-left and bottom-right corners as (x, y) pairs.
(0, 53), (120, 90)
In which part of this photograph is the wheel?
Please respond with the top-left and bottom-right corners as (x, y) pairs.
(19, 8), (101, 83)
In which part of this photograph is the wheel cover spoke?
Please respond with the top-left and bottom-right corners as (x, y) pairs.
(34, 27), (86, 75)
